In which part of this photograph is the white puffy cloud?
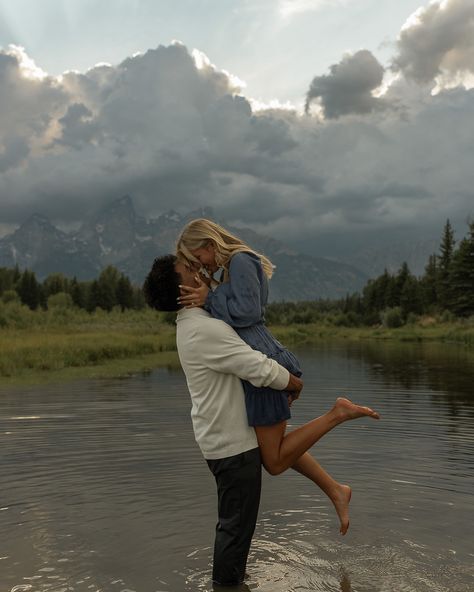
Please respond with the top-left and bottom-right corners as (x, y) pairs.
(393, 0), (474, 89)
(0, 45), (68, 170)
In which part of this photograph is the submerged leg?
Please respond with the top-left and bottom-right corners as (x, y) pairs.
(207, 448), (262, 586)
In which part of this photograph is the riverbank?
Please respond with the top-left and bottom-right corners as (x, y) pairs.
(0, 308), (178, 386)
(1, 309), (473, 385)
(271, 320), (474, 348)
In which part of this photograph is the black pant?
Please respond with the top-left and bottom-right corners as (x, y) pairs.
(206, 447), (262, 587)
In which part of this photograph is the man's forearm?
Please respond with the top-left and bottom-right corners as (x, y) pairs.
(197, 320), (294, 390)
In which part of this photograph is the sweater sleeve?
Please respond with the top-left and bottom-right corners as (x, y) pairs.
(204, 252), (263, 327)
(197, 318), (289, 390)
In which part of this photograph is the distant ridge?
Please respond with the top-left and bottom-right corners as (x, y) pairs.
(0, 196), (368, 300)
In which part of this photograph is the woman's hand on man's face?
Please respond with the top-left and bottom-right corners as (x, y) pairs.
(177, 274), (210, 308)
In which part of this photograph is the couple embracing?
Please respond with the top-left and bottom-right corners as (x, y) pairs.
(143, 219), (379, 588)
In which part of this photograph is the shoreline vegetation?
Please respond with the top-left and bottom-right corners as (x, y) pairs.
(1, 218), (473, 385)
(1, 306), (473, 386)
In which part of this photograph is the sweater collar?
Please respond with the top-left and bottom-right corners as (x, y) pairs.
(176, 307), (211, 322)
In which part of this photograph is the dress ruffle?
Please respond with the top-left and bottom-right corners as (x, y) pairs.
(236, 323), (302, 427)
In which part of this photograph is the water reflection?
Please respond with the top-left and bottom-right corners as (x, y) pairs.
(1, 341), (473, 591)
(212, 585), (251, 592)
(208, 573), (355, 592)
(339, 571), (352, 592)
(350, 340), (474, 411)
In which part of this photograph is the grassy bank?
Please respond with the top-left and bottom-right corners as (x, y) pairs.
(0, 303), (473, 385)
(271, 320), (474, 348)
(0, 306), (179, 385)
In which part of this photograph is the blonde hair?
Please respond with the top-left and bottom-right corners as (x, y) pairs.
(176, 218), (274, 280)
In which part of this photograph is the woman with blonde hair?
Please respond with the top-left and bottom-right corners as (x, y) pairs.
(176, 218), (379, 535)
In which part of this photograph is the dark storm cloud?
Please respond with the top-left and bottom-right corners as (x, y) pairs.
(0, 43), (240, 221)
(56, 103), (99, 148)
(305, 50), (386, 118)
(393, 0), (474, 85)
(0, 135), (29, 172)
(248, 115), (298, 156)
(325, 182), (433, 225)
(0, 30), (472, 255)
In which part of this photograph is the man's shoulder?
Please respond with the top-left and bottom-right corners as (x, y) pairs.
(177, 310), (235, 342)
(193, 313), (235, 339)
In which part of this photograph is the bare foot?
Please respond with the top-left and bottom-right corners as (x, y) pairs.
(332, 483), (352, 535)
(333, 397), (380, 422)
(328, 398), (378, 535)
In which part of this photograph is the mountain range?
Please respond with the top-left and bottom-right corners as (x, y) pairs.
(0, 196), (370, 300)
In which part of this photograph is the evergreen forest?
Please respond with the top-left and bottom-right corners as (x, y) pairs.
(0, 220), (473, 329)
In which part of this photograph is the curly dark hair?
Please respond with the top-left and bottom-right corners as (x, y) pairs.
(143, 254), (181, 311)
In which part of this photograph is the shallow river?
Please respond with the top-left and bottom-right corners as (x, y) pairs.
(1, 341), (473, 592)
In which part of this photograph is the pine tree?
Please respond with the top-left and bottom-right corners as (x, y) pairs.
(438, 219), (455, 310)
(0, 267), (16, 296)
(400, 274), (423, 318)
(87, 280), (100, 312)
(421, 254), (438, 311)
(12, 264), (21, 284)
(396, 262), (410, 289)
(97, 266), (120, 311)
(377, 269), (392, 310)
(70, 277), (86, 309)
(43, 273), (69, 298)
(16, 270), (40, 310)
(362, 279), (377, 313)
(116, 275), (134, 311)
(450, 221), (474, 317)
(384, 273), (399, 308)
(386, 262), (410, 309)
(363, 272), (390, 314)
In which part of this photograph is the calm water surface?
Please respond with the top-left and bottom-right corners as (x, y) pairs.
(1, 341), (473, 592)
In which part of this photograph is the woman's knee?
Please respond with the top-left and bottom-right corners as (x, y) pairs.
(262, 459), (285, 476)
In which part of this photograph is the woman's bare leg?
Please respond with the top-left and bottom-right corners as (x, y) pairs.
(255, 397), (378, 534)
(292, 452), (352, 535)
(255, 397), (379, 476)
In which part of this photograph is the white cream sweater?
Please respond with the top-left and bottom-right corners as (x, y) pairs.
(176, 307), (290, 459)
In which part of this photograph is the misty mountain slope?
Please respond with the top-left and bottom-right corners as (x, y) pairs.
(0, 196), (368, 300)
(0, 213), (98, 279)
(228, 225), (368, 300)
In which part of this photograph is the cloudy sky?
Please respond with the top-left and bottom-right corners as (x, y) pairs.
(0, 0), (473, 258)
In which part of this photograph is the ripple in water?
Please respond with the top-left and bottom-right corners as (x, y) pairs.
(2, 342), (474, 591)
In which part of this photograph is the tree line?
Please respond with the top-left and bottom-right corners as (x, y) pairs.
(267, 219), (474, 327)
(0, 265), (145, 312)
(0, 219), (472, 325)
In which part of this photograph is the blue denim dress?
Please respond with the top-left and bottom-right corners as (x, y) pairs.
(204, 251), (302, 427)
